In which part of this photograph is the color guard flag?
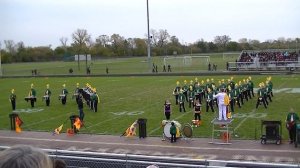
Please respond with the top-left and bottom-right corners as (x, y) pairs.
(15, 116), (23, 133)
(53, 124), (63, 135)
(73, 117), (82, 132)
(123, 120), (137, 137)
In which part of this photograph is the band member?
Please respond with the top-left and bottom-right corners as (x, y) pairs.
(246, 79), (252, 99)
(28, 83), (37, 108)
(242, 79), (249, 101)
(194, 83), (202, 103)
(60, 84), (68, 105)
(173, 81), (181, 105)
(248, 76), (254, 97)
(229, 77), (235, 90)
(205, 78), (211, 94)
(200, 80), (206, 100)
(91, 88), (100, 112)
(182, 80), (189, 102)
(9, 89), (16, 110)
(44, 84), (51, 106)
(213, 88), (228, 121)
(193, 77), (199, 87)
(212, 85), (218, 108)
(286, 108), (299, 144)
(238, 81), (244, 105)
(256, 83), (267, 109)
(228, 86), (235, 113)
(210, 78), (215, 88)
(266, 80), (272, 103)
(206, 88), (215, 112)
(194, 100), (202, 126)
(267, 76), (274, 97)
(261, 82), (269, 106)
(178, 89), (186, 112)
(74, 83), (80, 104)
(78, 94), (84, 121)
(164, 100), (171, 120)
(188, 86), (195, 108)
(233, 83), (241, 108)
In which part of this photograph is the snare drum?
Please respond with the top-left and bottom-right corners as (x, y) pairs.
(58, 94), (66, 100)
(43, 95), (49, 100)
(24, 97), (36, 102)
(163, 121), (181, 139)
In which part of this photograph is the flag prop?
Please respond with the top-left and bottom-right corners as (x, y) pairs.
(121, 120), (138, 137)
(15, 116), (23, 133)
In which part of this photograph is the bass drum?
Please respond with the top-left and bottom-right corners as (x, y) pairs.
(181, 123), (193, 138)
(163, 121), (181, 139)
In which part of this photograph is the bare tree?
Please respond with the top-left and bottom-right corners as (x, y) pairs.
(149, 29), (158, 47)
(4, 40), (16, 54)
(96, 35), (110, 47)
(214, 35), (231, 51)
(157, 29), (170, 48)
(71, 29), (91, 71)
(59, 37), (68, 51)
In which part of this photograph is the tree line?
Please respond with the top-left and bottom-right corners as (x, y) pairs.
(1, 28), (299, 63)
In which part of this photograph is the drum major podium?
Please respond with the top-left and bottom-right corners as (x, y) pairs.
(209, 118), (234, 145)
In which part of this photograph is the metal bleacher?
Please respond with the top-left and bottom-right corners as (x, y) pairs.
(228, 49), (300, 71)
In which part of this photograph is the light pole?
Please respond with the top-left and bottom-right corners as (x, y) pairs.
(146, 0), (151, 72)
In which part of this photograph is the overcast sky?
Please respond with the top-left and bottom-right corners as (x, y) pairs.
(0, 0), (299, 48)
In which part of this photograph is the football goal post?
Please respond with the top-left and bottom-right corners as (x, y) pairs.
(163, 55), (210, 67)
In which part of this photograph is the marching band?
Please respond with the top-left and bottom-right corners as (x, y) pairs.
(7, 83), (101, 117)
(170, 76), (275, 122)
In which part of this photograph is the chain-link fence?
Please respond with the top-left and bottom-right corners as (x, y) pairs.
(47, 149), (300, 168)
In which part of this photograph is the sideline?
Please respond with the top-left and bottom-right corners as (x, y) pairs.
(0, 135), (299, 154)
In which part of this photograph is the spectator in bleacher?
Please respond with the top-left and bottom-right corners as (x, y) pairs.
(53, 159), (67, 168)
(0, 145), (53, 168)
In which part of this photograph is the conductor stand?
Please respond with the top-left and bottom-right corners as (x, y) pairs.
(209, 118), (234, 145)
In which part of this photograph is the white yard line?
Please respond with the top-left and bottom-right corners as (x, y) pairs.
(233, 109), (256, 132)
(23, 112), (72, 128)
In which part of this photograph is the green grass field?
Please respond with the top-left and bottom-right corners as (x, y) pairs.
(1, 73), (300, 140)
(1, 53), (238, 75)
